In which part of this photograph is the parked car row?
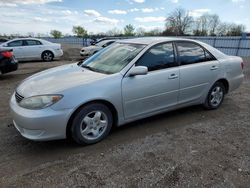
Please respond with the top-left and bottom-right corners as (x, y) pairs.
(0, 37), (117, 75)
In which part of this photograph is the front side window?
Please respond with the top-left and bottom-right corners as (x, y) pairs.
(176, 42), (208, 65)
(80, 43), (145, 74)
(136, 43), (176, 71)
(7, 40), (23, 47)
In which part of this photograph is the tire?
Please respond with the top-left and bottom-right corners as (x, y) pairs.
(42, 51), (54, 62)
(204, 82), (226, 110)
(71, 103), (113, 145)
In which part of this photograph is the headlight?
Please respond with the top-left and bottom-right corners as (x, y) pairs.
(19, 95), (63, 110)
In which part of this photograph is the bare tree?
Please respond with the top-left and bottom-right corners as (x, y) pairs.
(165, 8), (193, 36)
(136, 27), (146, 36)
(216, 22), (245, 36)
(208, 14), (220, 36)
(227, 24), (246, 36)
(145, 29), (163, 36)
(193, 14), (220, 36)
(106, 28), (122, 36)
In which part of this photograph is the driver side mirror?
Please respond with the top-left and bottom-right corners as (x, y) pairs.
(128, 66), (148, 77)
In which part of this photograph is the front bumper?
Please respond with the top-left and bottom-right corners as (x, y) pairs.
(10, 94), (73, 141)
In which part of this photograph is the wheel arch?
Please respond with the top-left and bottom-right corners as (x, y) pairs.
(66, 99), (118, 139)
(215, 78), (229, 94)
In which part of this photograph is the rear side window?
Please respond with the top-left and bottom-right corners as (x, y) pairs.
(176, 42), (213, 65)
(7, 40), (23, 47)
(205, 51), (215, 61)
(25, 40), (42, 46)
(136, 43), (176, 71)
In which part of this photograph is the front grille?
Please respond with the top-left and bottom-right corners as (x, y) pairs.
(15, 92), (24, 103)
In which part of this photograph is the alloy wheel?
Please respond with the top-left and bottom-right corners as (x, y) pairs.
(80, 111), (108, 140)
(209, 86), (223, 107)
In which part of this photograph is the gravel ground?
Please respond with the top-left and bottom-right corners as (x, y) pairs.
(0, 53), (249, 187)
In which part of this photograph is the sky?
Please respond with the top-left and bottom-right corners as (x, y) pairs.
(0, 0), (249, 36)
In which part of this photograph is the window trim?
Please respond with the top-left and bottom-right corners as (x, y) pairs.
(174, 40), (217, 66)
(134, 41), (178, 72)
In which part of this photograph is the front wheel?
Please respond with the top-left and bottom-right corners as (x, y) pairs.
(204, 82), (226, 110)
(71, 103), (113, 145)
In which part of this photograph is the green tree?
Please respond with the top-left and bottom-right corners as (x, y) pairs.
(72, 26), (88, 37)
(124, 24), (135, 36)
(50, 30), (62, 39)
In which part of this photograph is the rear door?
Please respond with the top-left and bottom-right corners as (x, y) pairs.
(122, 42), (180, 119)
(175, 41), (220, 104)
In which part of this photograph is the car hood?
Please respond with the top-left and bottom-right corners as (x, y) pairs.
(17, 63), (109, 97)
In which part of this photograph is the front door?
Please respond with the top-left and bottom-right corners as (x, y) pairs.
(122, 42), (180, 119)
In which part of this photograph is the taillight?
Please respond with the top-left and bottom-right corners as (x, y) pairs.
(241, 62), (244, 70)
(1, 51), (13, 58)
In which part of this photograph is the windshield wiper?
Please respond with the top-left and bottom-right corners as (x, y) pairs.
(81, 64), (110, 74)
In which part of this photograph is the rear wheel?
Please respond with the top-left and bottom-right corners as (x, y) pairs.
(204, 82), (225, 110)
(71, 103), (113, 145)
(42, 51), (54, 62)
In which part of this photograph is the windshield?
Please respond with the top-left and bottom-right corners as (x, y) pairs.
(80, 43), (145, 74)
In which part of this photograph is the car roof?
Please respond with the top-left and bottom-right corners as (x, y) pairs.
(118, 37), (227, 59)
(118, 37), (200, 45)
(7, 38), (43, 42)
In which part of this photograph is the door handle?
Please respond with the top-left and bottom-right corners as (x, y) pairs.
(210, 65), (218, 70)
(168, 74), (178, 79)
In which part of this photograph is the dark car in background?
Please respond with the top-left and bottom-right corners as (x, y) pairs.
(0, 49), (18, 74)
(0, 38), (8, 44)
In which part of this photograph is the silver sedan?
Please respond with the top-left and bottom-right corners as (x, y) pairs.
(10, 37), (244, 145)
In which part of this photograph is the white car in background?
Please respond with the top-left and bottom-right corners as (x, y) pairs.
(80, 40), (116, 57)
(0, 38), (63, 62)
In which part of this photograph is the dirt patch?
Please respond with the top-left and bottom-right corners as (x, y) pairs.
(0, 58), (249, 187)
(61, 44), (83, 61)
